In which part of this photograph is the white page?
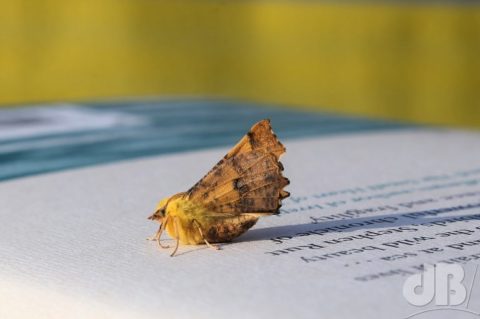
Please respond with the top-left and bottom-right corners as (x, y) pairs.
(1, 128), (480, 319)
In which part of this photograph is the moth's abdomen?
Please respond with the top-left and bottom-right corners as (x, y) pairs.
(204, 215), (259, 243)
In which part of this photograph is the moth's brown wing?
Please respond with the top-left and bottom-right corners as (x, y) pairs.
(186, 119), (289, 215)
(226, 119), (285, 159)
(188, 150), (290, 214)
(205, 151), (290, 214)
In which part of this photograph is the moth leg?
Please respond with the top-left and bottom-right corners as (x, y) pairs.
(156, 216), (170, 249)
(170, 216), (181, 257)
(146, 223), (162, 241)
(192, 219), (219, 250)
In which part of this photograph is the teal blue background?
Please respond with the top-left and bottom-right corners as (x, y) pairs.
(0, 100), (412, 182)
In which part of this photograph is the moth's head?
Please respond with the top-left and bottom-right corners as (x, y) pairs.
(147, 196), (170, 222)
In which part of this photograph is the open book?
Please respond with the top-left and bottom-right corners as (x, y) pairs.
(1, 111), (480, 318)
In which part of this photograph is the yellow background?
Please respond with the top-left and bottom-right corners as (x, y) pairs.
(1, 1), (479, 127)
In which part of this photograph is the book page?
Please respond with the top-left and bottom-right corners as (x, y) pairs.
(1, 128), (480, 319)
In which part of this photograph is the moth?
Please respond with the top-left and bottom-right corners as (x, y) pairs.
(147, 119), (290, 256)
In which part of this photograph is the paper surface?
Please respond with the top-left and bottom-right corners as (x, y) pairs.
(1, 128), (480, 319)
